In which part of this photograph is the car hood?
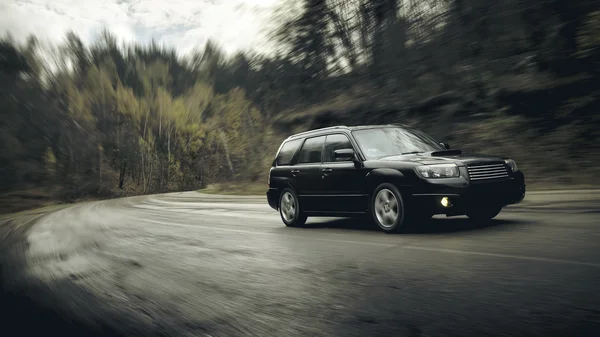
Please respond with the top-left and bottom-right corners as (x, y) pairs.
(377, 150), (506, 166)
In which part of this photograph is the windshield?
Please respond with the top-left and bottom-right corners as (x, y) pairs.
(352, 127), (444, 160)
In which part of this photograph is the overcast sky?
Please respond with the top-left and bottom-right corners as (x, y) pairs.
(0, 0), (283, 56)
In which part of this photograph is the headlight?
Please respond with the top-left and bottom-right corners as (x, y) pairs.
(416, 164), (460, 178)
(505, 159), (518, 172)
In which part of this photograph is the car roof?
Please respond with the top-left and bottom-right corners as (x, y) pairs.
(285, 124), (411, 141)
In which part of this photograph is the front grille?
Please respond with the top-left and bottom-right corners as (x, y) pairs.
(467, 162), (510, 182)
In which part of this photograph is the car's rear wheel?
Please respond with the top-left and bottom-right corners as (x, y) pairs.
(466, 205), (502, 223)
(371, 183), (405, 233)
(279, 188), (307, 227)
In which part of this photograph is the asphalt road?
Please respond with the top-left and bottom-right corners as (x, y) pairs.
(1, 190), (600, 337)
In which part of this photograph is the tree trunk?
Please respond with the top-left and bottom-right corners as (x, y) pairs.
(218, 129), (235, 177)
(119, 162), (127, 189)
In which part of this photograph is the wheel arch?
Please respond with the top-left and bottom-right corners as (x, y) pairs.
(274, 183), (301, 210)
(282, 183), (300, 197)
(365, 168), (413, 196)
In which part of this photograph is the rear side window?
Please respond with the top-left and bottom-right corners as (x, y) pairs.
(297, 136), (326, 164)
(276, 139), (302, 166)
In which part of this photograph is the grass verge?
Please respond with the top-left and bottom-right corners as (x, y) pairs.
(0, 189), (57, 215)
(0, 188), (108, 216)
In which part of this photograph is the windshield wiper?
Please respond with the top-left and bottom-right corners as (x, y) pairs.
(401, 151), (424, 155)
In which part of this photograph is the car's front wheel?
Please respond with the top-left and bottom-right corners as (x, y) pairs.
(371, 183), (406, 233)
(279, 188), (307, 227)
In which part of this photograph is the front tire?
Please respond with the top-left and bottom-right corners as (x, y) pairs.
(370, 183), (406, 233)
(279, 188), (307, 227)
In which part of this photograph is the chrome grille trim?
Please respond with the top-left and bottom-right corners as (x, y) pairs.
(467, 163), (510, 182)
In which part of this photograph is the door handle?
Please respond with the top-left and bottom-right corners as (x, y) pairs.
(322, 168), (333, 175)
(291, 169), (300, 176)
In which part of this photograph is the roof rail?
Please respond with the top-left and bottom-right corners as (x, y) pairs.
(288, 125), (348, 138)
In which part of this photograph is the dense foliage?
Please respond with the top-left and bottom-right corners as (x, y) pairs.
(1, 0), (599, 206)
(0, 34), (276, 200)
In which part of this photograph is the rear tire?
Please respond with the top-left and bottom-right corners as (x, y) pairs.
(279, 188), (307, 227)
(466, 206), (501, 223)
(370, 183), (405, 233)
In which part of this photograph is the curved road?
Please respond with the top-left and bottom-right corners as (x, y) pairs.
(2, 190), (600, 337)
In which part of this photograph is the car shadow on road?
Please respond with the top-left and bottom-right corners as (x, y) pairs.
(304, 216), (534, 235)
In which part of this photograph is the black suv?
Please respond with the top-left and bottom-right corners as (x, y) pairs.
(266, 124), (526, 232)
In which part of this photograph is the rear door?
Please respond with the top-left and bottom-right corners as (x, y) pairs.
(294, 135), (326, 212)
(320, 133), (367, 213)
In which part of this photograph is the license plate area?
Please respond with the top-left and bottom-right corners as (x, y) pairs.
(467, 182), (510, 204)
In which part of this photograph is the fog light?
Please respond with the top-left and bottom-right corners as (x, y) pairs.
(441, 197), (451, 207)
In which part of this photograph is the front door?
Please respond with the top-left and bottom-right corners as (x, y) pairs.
(293, 135), (326, 212)
(320, 133), (366, 213)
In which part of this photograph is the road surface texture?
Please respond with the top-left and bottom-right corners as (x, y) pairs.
(1, 190), (600, 337)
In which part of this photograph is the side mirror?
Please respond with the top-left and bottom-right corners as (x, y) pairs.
(440, 142), (451, 150)
(333, 148), (355, 162)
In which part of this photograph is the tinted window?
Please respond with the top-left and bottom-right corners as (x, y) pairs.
(324, 134), (353, 162)
(297, 136), (326, 164)
(276, 139), (302, 166)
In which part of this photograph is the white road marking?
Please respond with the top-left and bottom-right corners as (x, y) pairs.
(402, 245), (600, 268)
(526, 189), (600, 195)
(144, 197), (267, 209)
(0, 216), (18, 223)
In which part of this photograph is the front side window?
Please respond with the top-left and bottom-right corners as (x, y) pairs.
(352, 127), (444, 160)
(323, 134), (353, 162)
(276, 139), (303, 166)
(297, 136), (326, 164)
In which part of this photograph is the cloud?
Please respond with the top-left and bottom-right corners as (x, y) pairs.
(0, 0), (282, 56)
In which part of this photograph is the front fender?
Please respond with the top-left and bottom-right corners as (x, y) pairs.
(364, 168), (411, 194)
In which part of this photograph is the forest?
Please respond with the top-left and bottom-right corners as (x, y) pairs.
(1, 0), (599, 212)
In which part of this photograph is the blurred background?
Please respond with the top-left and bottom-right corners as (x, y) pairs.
(1, 0), (599, 213)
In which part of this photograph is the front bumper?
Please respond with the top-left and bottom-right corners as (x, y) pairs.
(267, 188), (279, 210)
(411, 170), (526, 216)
